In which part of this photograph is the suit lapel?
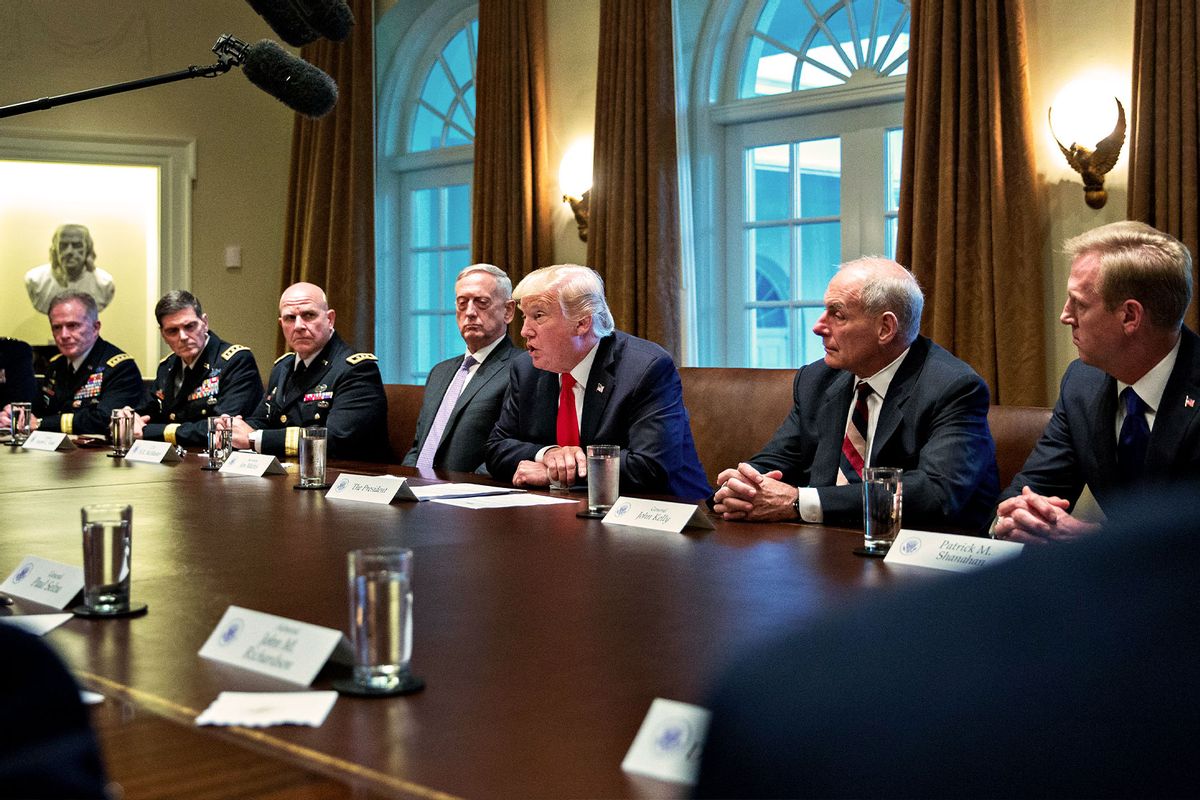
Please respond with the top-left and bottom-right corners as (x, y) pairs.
(1146, 329), (1200, 470)
(813, 371), (855, 483)
(870, 341), (926, 462)
(580, 335), (618, 444)
(1088, 375), (1119, 493)
(162, 358), (182, 407)
(452, 338), (511, 417)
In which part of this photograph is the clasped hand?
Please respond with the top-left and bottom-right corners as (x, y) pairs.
(513, 445), (587, 487)
(712, 462), (796, 521)
(994, 485), (1099, 543)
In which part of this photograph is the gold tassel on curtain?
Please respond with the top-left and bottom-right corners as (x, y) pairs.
(472, 0), (555, 293)
(589, 0), (683, 360)
(1128, 0), (1200, 329)
(896, 0), (1046, 406)
(278, 0), (375, 354)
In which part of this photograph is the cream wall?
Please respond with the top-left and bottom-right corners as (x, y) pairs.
(0, 1), (295, 374)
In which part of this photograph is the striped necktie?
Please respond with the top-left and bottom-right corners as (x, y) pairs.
(836, 381), (873, 485)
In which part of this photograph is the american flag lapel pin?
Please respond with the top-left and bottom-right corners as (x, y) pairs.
(1186, 395), (1195, 408)
(596, 383), (605, 393)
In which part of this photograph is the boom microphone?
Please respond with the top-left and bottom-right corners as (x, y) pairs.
(241, 39), (338, 118)
(245, 0), (354, 46)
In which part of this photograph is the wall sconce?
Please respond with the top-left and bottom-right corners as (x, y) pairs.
(1048, 88), (1127, 210)
(560, 137), (593, 242)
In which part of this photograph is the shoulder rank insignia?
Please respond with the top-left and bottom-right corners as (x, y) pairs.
(107, 353), (133, 367)
(49, 353), (64, 363)
(221, 344), (248, 360)
(274, 352), (294, 365)
(346, 352), (378, 365)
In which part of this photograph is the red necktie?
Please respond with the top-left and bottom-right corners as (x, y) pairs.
(557, 373), (580, 447)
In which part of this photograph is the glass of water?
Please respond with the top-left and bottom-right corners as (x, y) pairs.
(337, 548), (423, 696)
(585, 444), (621, 516)
(204, 415), (233, 470)
(9, 401), (32, 446)
(109, 408), (134, 457)
(77, 503), (146, 617)
(297, 426), (328, 488)
(862, 467), (903, 555)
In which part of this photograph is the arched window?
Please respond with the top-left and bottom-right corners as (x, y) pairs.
(681, 0), (909, 368)
(377, 5), (477, 384)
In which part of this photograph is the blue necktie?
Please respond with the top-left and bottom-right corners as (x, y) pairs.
(1116, 387), (1150, 485)
(415, 355), (475, 471)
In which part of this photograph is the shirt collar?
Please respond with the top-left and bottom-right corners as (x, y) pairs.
(70, 342), (96, 372)
(467, 335), (504, 365)
(566, 341), (602, 389)
(1118, 337), (1181, 413)
(182, 334), (210, 370)
(858, 346), (911, 400)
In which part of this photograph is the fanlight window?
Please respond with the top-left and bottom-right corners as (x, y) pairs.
(410, 19), (478, 152)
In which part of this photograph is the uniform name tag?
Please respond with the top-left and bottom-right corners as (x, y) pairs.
(884, 529), (1024, 573)
(199, 605), (345, 686)
(1, 556), (85, 609)
(325, 472), (406, 504)
(219, 451), (287, 476)
(621, 698), (711, 785)
(601, 497), (716, 534)
(126, 440), (183, 463)
(22, 431), (75, 451)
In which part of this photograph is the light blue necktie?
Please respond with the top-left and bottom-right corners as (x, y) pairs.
(415, 355), (475, 470)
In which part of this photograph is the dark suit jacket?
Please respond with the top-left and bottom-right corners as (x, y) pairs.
(695, 488), (1200, 799)
(35, 336), (144, 435)
(0, 337), (36, 407)
(486, 331), (711, 500)
(402, 336), (514, 472)
(1001, 326), (1200, 510)
(138, 330), (264, 447)
(0, 626), (108, 798)
(749, 336), (997, 530)
(247, 331), (390, 461)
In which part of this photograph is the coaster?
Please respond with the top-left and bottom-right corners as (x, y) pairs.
(293, 483), (331, 491)
(201, 464), (222, 471)
(106, 453), (127, 459)
(332, 673), (425, 697)
(576, 509), (607, 519)
(852, 547), (888, 558)
(71, 602), (149, 618)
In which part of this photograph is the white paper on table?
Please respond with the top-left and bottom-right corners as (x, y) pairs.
(431, 493), (579, 509)
(195, 691), (338, 728)
(407, 482), (524, 500)
(0, 613), (73, 636)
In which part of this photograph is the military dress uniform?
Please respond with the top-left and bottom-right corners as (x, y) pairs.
(0, 337), (37, 408)
(35, 337), (144, 435)
(247, 331), (390, 461)
(138, 332), (264, 448)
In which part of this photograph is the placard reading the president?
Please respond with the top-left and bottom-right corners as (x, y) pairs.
(324, 473), (405, 504)
(884, 529), (1024, 573)
(21, 431), (75, 452)
(125, 440), (183, 464)
(1, 556), (84, 609)
(199, 605), (344, 686)
(602, 497), (716, 534)
(219, 452), (287, 477)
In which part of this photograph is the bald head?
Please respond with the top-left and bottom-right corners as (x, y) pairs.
(279, 282), (336, 360)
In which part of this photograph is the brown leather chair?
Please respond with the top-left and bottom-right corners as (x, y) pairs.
(987, 404), (1052, 490)
(383, 384), (425, 464)
(678, 367), (795, 485)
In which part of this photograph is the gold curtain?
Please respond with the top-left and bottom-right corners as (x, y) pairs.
(588, 0), (682, 359)
(279, 0), (375, 353)
(1128, 0), (1200, 329)
(472, 0), (555, 293)
(896, 0), (1046, 405)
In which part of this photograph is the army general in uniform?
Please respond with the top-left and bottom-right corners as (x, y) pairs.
(133, 290), (263, 448)
(0, 292), (143, 436)
(231, 282), (389, 461)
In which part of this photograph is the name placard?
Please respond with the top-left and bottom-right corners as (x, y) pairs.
(1, 556), (84, 609)
(199, 605), (344, 686)
(126, 440), (183, 464)
(219, 451), (286, 477)
(621, 698), (711, 785)
(325, 472), (405, 504)
(602, 497), (716, 534)
(22, 431), (75, 451)
(884, 529), (1024, 573)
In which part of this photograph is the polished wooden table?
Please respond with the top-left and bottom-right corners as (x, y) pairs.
(0, 444), (922, 799)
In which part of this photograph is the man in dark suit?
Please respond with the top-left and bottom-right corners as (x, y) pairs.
(230, 282), (389, 461)
(132, 290), (263, 448)
(695, 488), (1199, 798)
(995, 221), (1200, 543)
(712, 258), (997, 530)
(486, 264), (710, 500)
(0, 336), (37, 408)
(0, 291), (143, 436)
(403, 264), (515, 473)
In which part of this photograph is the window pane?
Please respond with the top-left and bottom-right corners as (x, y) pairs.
(413, 251), (439, 310)
(759, 0), (804, 52)
(798, 222), (841, 300)
(412, 188), (436, 248)
(445, 184), (471, 246)
(414, 316), (442, 378)
(799, 306), (825, 365)
(885, 216), (898, 259)
(745, 40), (797, 96)
(411, 106), (443, 152)
(748, 144), (790, 222)
(751, 309), (791, 368)
(885, 128), (903, 212)
(450, 102), (474, 140)
(444, 28), (472, 88)
(750, 226), (790, 301)
(444, 248), (471, 293)
(406, 20), (478, 154)
(796, 138), (840, 218)
(421, 61), (454, 109)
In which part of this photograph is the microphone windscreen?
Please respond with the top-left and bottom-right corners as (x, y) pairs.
(294, 0), (355, 42)
(244, 0), (320, 47)
(242, 40), (338, 118)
